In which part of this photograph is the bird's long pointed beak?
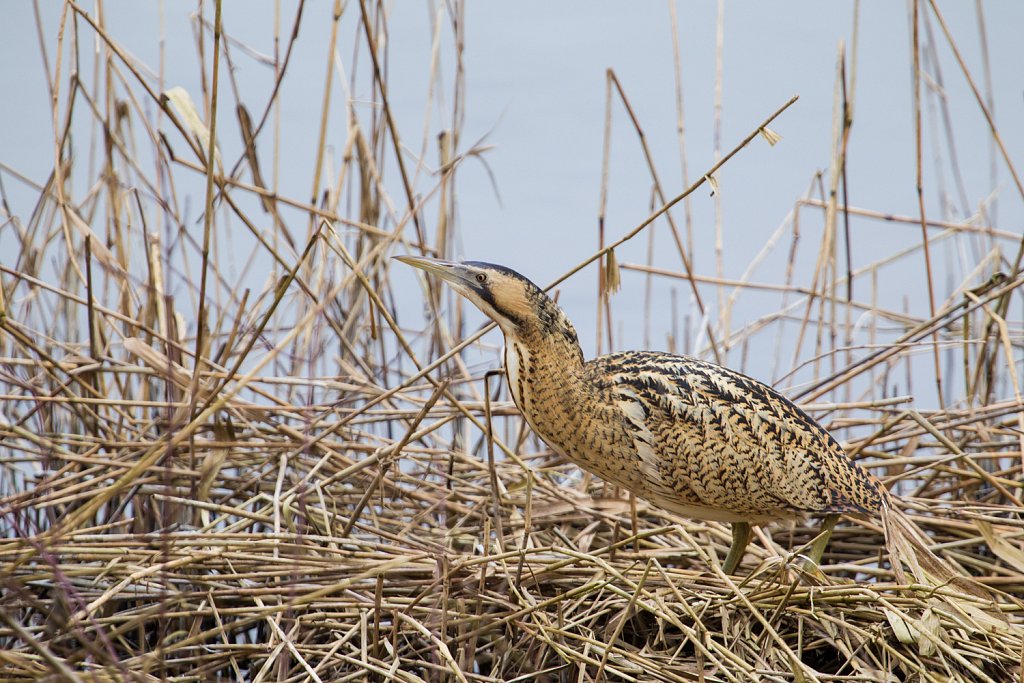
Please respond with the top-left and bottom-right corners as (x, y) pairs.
(393, 255), (463, 284)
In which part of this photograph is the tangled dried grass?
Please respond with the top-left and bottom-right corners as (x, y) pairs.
(2, 2), (1024, 681)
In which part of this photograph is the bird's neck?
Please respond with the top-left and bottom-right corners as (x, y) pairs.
(502, 302), (586, 418)
(501, 306), (645, 491)
(500, 300), (652, 494)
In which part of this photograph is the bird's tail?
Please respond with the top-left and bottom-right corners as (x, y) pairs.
(881, 505), (1007, 629)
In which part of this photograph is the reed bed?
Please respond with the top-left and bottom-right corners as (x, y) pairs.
(2, 2), (1023, 681)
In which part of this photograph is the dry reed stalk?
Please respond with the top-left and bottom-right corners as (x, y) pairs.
(0, 2), (1022, 682)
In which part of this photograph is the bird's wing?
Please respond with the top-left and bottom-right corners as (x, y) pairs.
(588, 351), (883, 520)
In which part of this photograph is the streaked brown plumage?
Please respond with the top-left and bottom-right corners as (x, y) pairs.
(397, 256), (888, 572)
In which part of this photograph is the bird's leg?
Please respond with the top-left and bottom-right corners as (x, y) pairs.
(723, 522), (752, 574)
(803, 514), (840, 569)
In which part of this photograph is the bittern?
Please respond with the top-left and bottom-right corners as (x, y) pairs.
(397, 256), (887, 573)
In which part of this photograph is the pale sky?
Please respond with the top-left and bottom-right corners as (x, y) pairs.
(2, 1), (1021, 403)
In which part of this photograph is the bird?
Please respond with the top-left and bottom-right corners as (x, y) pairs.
(395, 256), (891, 573)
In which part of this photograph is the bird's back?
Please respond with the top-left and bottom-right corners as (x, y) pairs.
(583, 351), (887, 524)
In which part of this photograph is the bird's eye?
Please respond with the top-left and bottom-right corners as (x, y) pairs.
(475, 273), (487, 284)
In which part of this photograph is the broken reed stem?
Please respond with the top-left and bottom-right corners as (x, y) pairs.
(912, 0), (946, 410)
(189, 0), (223, 441)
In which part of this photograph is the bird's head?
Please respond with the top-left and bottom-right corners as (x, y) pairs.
(395, 255), (581, 350)
(395, 256), (548, 335)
